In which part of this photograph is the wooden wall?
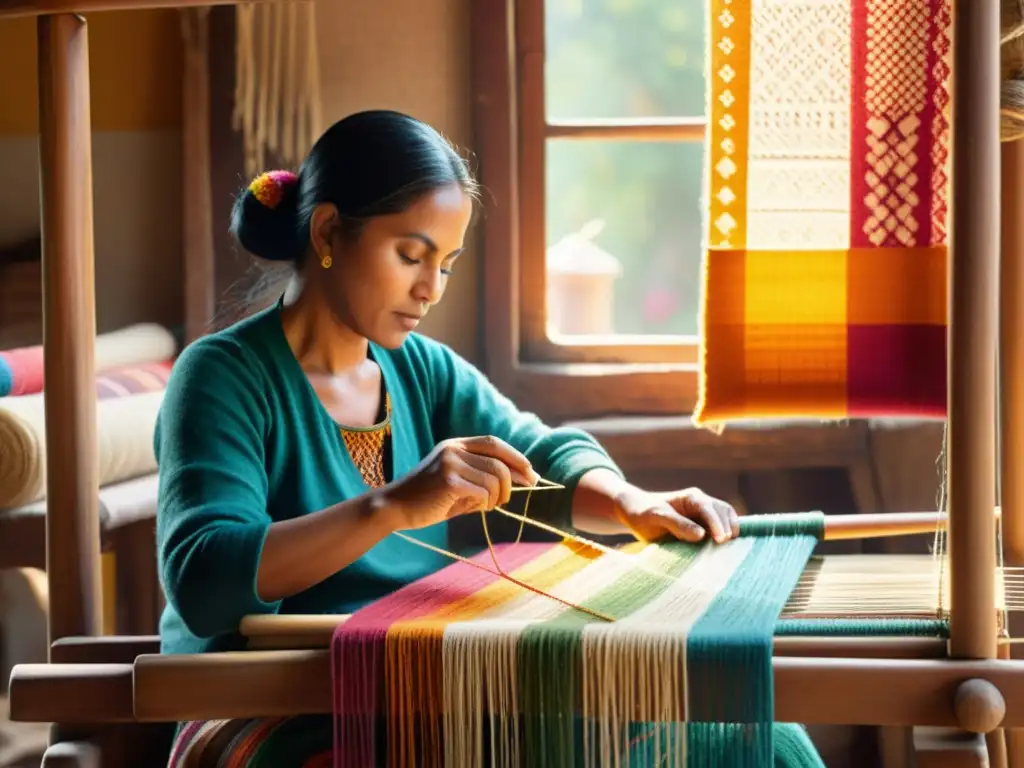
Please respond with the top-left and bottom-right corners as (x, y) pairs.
(0, 11), (184, 347)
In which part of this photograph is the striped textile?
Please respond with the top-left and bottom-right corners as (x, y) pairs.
(0, 323), (177, 398)
(331, 513), (826, 767)
(96, 361), (172, 399)
(694, 0), (952, 424)
(166, 716), (333, 767)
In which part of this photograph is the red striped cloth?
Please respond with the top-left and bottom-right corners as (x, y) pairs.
(0, 323), (176, 398)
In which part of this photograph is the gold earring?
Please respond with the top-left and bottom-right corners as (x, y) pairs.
(321, 252), (333, 269)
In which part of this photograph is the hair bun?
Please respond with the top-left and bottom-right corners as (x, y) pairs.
(230, 169), (302, 262)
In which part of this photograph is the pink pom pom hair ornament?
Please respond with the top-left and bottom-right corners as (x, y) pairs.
(248, 170), (298, 209)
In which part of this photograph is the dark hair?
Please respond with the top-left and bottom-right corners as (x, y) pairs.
(230, 110), (478, 264)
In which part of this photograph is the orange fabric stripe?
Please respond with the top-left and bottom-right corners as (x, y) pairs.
(847, 245), (947, 325)
(698, 250), (747, 418)
(742, 322), (849, 417)
(744, 250), (848, 327)
(384, 541), (608, 768)
(697, 245), (949, 422)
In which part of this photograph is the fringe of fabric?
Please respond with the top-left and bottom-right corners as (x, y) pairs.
(234, 1), (323, 177)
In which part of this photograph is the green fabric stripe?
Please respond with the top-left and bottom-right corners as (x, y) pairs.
(686, 533), (821, 767)
(519, 543), (702, 768)
(775, 617), (949, 637)
(248, 716), (332, 766)
(738, 511), (826, 539)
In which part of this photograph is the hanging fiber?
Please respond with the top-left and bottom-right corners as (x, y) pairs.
(233, 1), (323, 177)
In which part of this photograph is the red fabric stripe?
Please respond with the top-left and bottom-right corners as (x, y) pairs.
(332, 541), (554, 766)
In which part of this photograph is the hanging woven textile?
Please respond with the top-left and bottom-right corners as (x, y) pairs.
(233, 0), (323, 177)
(694, 0), (953, 425)
(331, 513), (827, 768)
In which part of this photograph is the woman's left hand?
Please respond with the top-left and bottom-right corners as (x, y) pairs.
(612, 486), (740, 545)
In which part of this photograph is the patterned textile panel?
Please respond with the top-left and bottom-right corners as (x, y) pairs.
(695, 0), (952, 424)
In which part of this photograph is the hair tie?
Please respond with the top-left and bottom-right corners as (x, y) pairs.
(248, 170), (297, 209)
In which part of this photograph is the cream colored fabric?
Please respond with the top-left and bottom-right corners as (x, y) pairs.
(92, 323), (177, 373)
(0, 391), (163, 508)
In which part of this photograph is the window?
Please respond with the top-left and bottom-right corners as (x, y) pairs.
(472, 0), (703, 421)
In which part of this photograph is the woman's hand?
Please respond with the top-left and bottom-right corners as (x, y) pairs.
(376, 435), (540, 532)
(612, 486), (740, 544)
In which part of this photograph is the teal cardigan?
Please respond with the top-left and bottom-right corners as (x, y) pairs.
(154, 302), (622, 655)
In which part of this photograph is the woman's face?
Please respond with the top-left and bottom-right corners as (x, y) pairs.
(312, 182), (473, 348)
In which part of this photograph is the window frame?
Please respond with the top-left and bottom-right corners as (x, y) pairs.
(471, 0), (705, 422)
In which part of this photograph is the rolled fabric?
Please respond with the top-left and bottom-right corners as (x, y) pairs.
(0, 390), (163, 508)
(96, 361), (172, 400)
(0, 472), (160, 532)
(0, 323), (177, 398)
(93, 473), (160, 529)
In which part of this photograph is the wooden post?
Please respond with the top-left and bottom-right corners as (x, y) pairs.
(948, 0), (1000, 661)
(37, 12), (102, 646)
(999, 137), (1024, 768)
(1001, 140), (1024, 566)
(180, 7), (215, 345)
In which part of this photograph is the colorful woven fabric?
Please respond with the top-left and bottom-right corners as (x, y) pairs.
(331, 513), (827, 767)
(694, 0), (952, 424)
(165, 716), (332, 767)
(0, 323), (177, 398)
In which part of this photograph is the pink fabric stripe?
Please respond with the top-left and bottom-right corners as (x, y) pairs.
(0, 347), (44, 397)
(95, 361), (172, 399)
(331, 541), (554, 767)
(0, 352), (172, 399)
(166, 720), (206, 767)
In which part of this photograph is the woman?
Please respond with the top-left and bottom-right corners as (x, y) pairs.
(157, 110), (822, 766)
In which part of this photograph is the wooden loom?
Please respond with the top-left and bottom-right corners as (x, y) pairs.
(2, 0), (1024, 766)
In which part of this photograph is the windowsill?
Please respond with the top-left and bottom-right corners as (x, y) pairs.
(516, 360), (696, 376)
(557, 414), (944, 473)
(491, 359), (699, 422)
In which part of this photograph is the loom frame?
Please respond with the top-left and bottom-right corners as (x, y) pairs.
(2, 0), (1021, 766)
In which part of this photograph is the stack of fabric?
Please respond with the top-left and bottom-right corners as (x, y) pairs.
(0, 322), (178, 565)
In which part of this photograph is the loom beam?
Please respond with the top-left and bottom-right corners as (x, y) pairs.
(9, 651), (1024, 730)
(0, 0), (277, 20)
(235, 612), (957, 655)
(30, 629), (956, 661)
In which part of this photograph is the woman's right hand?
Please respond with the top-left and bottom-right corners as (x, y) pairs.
(376, 435), (540, 532)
